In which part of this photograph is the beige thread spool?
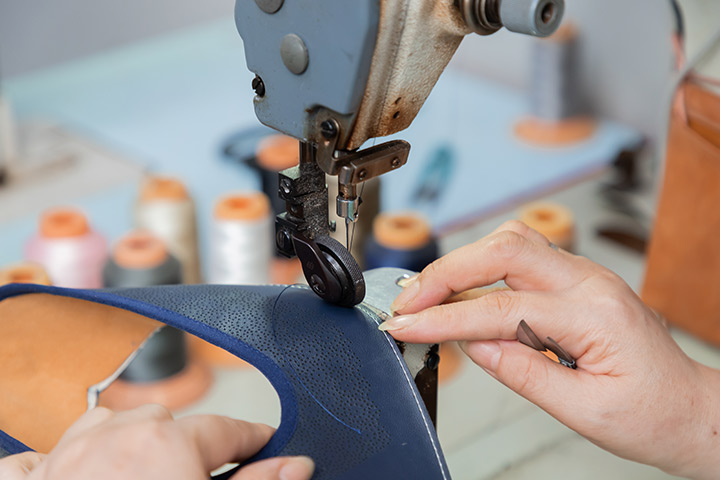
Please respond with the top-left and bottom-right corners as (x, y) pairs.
(519, 201), (575, 252)
(136, 176), (201, 284)
(0, 262), (51, 286)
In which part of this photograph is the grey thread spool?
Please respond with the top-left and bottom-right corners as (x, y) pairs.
(103, 231), (186, 383)
(135, 176), (201, 284)
(530, 24), (581, 122)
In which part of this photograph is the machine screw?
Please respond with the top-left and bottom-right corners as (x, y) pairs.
(280, 34), (309, 75)
(320, 120), (338, 139)
(391, 157), (401, 168)
(254, 0), (283, 14)
(280, 177), (292, 195)
(329, 220), (337, 232)
(276, 230), (291, 250)
(252, 76), (266, 97)
(309, 274), (326, 295)
(358, 169), (367, 180)
(425, 352), (440, 371)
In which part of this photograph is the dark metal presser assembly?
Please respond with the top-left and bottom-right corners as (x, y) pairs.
(516, 320), (576, 369)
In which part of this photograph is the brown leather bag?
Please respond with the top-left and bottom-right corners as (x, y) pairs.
(642, 80), (720, 344)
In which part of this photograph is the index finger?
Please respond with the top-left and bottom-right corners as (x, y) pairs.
(176, 415), (275, 473)
(392, 230), (582, 315)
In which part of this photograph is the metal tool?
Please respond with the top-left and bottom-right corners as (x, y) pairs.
(236, 0), (565, 307)
(516, 319), (576, 369)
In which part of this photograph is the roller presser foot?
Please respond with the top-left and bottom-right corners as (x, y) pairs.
(292, 233), (365, 307)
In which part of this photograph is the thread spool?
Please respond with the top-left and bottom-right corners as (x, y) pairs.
(100, 231), (210, 411)
(194, 193), (272, 368)
(135, 176), (201, 284)
(209, 192), (273, 285)
(365, 212), (439, 272)
(328, 176), (381, 269)
(519, 202), (575, 252)
(0, 96), (18, 183)
(514, 24), (596, 146)
(25, 208), (107, 288)
(0, 262), (51, 286)
(103, 232), (183, 289)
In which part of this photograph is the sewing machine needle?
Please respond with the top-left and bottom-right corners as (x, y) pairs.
(345, 217), (350, 250)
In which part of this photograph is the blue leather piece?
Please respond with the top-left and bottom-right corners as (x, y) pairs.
(0, 283), (450, 480)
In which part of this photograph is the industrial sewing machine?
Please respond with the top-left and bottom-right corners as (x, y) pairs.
(235, 0), (564, 308)
(235, 0), (564, 424)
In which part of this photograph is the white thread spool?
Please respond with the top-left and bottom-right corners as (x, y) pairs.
(25, 208), (107, 288)
(209, 192), (272, 285)
(135, 176), (201, 284)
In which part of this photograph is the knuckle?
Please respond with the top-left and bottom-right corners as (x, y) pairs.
(131, 420), (177, 451)
(487, 231), (526, 260)
(493, 291), (516, 315)
(422, 257), (445, 278)
(588, 276), (641, 325)
(483, 291), (518, 322)
(138, 403), (173, 421)
(88, 406), (115, 423)
(499, 219), (529, 234)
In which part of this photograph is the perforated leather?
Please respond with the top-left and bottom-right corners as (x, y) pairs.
(0, 283), (449, 479)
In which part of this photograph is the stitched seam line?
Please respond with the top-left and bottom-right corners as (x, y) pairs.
(370, 316), (447, 479)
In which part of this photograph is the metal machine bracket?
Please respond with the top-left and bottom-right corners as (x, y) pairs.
(314, 117), (410, 223)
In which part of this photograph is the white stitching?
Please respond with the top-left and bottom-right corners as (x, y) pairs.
(369, 314), (448, 479)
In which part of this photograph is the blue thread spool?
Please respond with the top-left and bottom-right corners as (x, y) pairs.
(365, 212), (438, 273)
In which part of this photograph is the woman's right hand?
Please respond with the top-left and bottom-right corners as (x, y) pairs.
(382, 220), (720, 479)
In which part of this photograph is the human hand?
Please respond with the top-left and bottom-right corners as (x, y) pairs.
(0, 405), (313, 480)
(380, 220), (720, 479)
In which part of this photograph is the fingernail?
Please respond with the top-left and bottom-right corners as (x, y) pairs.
(397, 273), (419, 288)
(378, 315), (417, 332)
(280, 456), (315, 480)
(480, 367), (499, 380)
(391, 278), (420, 313)
(474, 342), (502, 371)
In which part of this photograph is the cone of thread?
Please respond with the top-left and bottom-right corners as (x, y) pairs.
(100, 231), (211, 410)
(136, 176), (201, 283)
(25, 207), (107, 288)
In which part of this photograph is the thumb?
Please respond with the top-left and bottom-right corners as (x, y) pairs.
(461, 340), (582, 417)
(230, 456), (314, 480)
(0, 452), (47, 479)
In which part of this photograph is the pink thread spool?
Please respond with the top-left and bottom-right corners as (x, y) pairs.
(25, 208), (107, 288)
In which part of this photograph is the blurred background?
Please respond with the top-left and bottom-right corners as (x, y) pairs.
(2, 1), (720, 478)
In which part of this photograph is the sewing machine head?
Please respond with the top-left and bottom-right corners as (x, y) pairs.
(236, 0), (564, 307)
